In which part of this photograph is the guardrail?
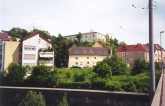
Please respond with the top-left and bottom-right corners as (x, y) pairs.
(0, 86), (149, 106)
(151, 72), (164, 106)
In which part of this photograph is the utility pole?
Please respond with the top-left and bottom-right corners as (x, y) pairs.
(149, 0), (155, 97)
(160, 31), (164, 70)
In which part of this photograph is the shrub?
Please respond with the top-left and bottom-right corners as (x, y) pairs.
(19, 91), (46, 106)
(132, 73), (149, 93)
(122, 80), (137, 92)
(91, 77), (106, 89)
(31, 65), (51, 76)
(4, 63), (28, 85)
(93, 62), (112, 78)
(131, 59), (149, 75)
(27, 65), (53, 86)
(103, 56), (129, 75)
(104, 80), (123, 91)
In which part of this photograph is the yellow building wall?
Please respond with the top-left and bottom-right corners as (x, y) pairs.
(4, 41), (20, 71)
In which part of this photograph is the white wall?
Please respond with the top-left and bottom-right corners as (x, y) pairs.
(68, 55), (107, 67)
(22, 34), (52, 66)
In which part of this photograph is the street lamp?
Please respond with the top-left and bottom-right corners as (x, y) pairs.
(160, 31), (165, 71)
(149, 0), (155, 97)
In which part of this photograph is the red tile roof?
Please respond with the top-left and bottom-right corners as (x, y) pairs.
(0, 32), (11, 41)
(117, 43), (165, 52)
(117, 44), (147, 52)
(69, 47), (109, 56)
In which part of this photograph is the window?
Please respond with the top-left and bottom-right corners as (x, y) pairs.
(87, 57), (89, 59)
(75, 57), (78, 59)
(24, 54), (36, 60)
(24, 45), (36, 51)
(94, 57), (97, 59)
(87, 61), (90, 64)
(75, 62), (78, 65)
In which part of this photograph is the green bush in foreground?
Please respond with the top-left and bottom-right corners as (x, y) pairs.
(102, 56), (129, 75)
(19, 91), (46, 106)
(1, 64), (150, 93)
(93, 62), (112, 78)
(4, 63), (28, 85)
(131, 59), (148, 75)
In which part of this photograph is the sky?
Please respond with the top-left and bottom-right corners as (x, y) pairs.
(0, 0), (165, 47)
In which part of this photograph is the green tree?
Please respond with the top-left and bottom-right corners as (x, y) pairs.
(93, 62), (112, 78)
(103, 55), (129, 75)
(131, 59), (148, 75)
(5, 63), (27, 85)
(8, 27), (28, 41)
(28, 66), (58, 87)
(58, 93), (69, 106)
(52, 34), (73, 67)
(75, 32), (82, 45)
(19, 91), (46, 106)
(30, 29), (51, 40)
(105, 35), (119, 55)
(28, 65), (53, 86)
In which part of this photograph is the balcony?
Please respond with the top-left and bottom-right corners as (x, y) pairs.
(39, 60), (54, 66)
(39, 51), (54, 58)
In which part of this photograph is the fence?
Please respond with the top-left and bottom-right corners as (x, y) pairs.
(0, 86), (150, 106)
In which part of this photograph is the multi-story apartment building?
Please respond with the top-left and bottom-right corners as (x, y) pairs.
(0, 32), (20, 71)
(117, 44), (165, 66)
(65, 32), (107, 42)
(22, 32), (54, 66)
(68, 47), (110, 68)
(143, 44), (165, 63)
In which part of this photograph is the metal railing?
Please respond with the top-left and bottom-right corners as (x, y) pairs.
(151, 71), (164, 106)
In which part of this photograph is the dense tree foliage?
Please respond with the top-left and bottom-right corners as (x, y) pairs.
(93, 62), (112, 78)
(4, 63), (28, 85)
(102, 56), (129, 75)
(131, 59), (149, 75)
(19, 91), (46, 106)
(30, 28), (51, 39)
(75, 32), (82, 46)
(52, 34), (73, 67)
(7, 27), (28, 40)
(0, 64), (151, 93)
(27, 65), (54, 86)
(104, 35), (119, 55)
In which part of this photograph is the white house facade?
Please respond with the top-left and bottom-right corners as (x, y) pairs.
(68, 47), (110, 68)
(22, 33), (54, 66)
